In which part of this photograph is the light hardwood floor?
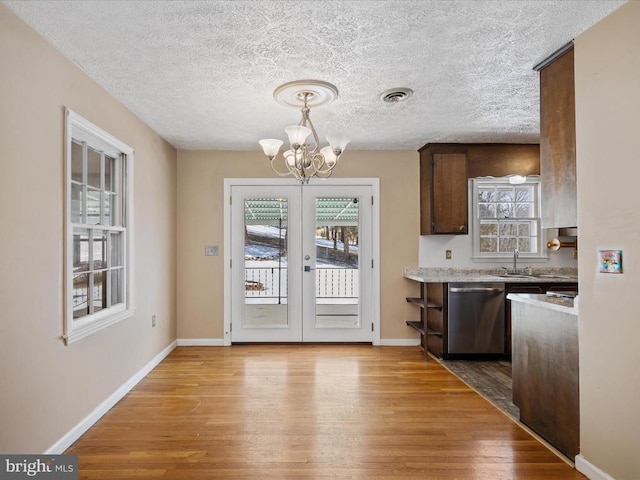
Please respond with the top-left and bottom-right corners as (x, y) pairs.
(66, 345), (586, 479)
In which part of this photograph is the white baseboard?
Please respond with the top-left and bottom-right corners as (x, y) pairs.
(45, 340), (177, 454)
(177, 338), (225, 346)
(178, 338), (417, 347)
(575, 455), (616, 480)
(378, 338), (421, 346)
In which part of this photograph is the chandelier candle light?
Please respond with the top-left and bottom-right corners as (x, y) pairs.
(259, 80), (350, 184)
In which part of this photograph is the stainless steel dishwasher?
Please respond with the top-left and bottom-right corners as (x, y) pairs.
(447, 283), (505, 355)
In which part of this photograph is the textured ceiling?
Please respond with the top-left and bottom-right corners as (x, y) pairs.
(3, 0), (625, 151)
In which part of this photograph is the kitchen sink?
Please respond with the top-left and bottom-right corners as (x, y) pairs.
(493, 273), (576, 280)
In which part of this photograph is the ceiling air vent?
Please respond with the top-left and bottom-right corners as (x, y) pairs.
(380, 87), (414, 103)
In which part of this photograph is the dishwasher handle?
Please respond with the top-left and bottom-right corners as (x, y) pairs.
(449, 286), (504, 294)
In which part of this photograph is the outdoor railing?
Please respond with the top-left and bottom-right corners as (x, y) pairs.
(245, 267), (358, 300)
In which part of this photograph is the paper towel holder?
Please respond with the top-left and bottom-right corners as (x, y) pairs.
(547, 237), (578, 251)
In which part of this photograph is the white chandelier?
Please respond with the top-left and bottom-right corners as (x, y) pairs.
(259, 80), (350, 184)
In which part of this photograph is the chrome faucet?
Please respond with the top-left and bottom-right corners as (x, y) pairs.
(513, 248), (519, 273)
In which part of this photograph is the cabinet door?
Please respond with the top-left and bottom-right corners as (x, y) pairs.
(540, 47), (576, 228)
(431, 153), (468, 234)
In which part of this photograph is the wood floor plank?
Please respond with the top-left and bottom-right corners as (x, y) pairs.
(66, 345), (585, 479)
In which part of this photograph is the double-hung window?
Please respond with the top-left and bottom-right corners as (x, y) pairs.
(472, 177), (544, 259)
(64, 109), (134, 344)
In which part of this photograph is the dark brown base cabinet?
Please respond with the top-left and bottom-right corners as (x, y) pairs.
(504, 282), (577, 356)
(511, 300), (579, 459)
(409, 281), (577, 361)
(406, 282), (504, 360)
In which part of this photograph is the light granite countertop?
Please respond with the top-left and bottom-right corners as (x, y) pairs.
(403, 267), (578, 284)
(507, 293), (578, 315)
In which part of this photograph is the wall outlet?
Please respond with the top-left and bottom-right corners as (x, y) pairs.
(445, 250), (452, 260)
(152, 315), (157, 327)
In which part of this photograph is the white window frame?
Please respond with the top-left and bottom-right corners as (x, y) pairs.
(471, 177), (546, 261)
(64, 109), (134, 344)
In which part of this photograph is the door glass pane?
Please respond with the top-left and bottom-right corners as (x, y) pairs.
(243, 197), (288, 328)
(315, 197), (360, 328)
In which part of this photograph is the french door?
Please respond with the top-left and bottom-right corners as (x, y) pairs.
(229, 182), (375, 343)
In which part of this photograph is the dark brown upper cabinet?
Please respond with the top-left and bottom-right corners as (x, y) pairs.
(420, 144), (468, 235)
(538, 45), (577, 229)
(419, 143), (540, 235)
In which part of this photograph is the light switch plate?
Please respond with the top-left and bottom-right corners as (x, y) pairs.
(205, 245), (219, 256)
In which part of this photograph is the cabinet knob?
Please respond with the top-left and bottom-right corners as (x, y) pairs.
(459, 225), (465, 231)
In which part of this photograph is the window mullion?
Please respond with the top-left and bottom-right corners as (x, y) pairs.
(89, 272), (95, 315)
(100, 150), (105, 226)
(81, 142), (88, 225)
(118, 155), (124, 227)
(88, 228), (94, 315)
(122, 229), (127, 305)
(106, 232), (112, 309)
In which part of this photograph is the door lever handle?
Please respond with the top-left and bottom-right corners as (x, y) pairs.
(304, 265), (315, 272)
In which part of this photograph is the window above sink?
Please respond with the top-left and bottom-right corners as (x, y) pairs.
(471, 177), (546, 261)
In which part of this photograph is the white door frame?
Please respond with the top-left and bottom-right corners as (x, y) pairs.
(223, 177), (380, 346)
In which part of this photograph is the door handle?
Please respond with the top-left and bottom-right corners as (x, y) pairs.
(304, 265), (315, 272)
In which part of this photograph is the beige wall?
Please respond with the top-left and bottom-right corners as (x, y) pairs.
(0, 5), (177, 453)
(177, 150), (420, 341)
(575, 2), (640, 478)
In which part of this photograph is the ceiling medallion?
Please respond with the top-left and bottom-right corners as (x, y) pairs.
(259, 80), (349, 184)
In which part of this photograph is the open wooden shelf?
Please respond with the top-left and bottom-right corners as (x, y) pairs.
(406, 297), (442, 310)
(406, 320), (425, 335)
(405, 281), (446, 360)
(406, 297), (426, 308)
